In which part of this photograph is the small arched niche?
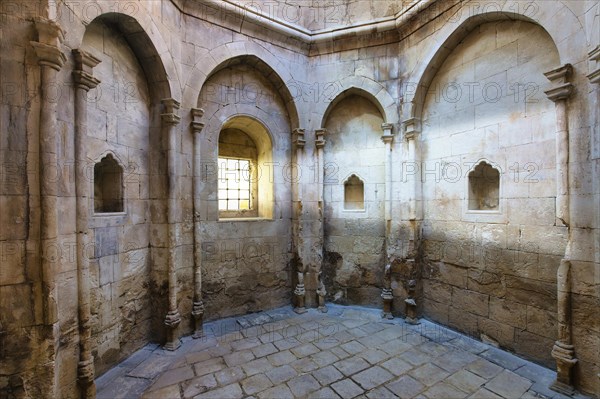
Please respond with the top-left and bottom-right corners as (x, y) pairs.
(468, 161), (500, 211)
(344, 174), (365, 210)
(94, 154), (124, 213)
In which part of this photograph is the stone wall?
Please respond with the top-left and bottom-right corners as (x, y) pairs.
(0, 0), (598, 397)
(419, 20), (562, 367)
(196, 63), (294, 321)
(81, 18), (157, 375)
(322, 95), (386, 307)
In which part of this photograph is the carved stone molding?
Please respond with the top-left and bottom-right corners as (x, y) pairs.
(161, 98), (182, 126)
(293, 128), (306, 149)
(315, 128), (327, 149)
(191, 108), (205, 133)
(544, 64), (574, 102)
(381, 123), (394, 144)
(403, 117), (421, 141)
(588, 45), (600, 84)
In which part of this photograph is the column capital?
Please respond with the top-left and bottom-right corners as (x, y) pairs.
(544, 64), (574, 102)
(293, 128), (306, 149)
(587, 45), (600, 84)
(315, 128), (326, 149)
(31, 42), (66, 71)
(31, 18), (66, 71)
(402, 117), (420, 140)
(161, 98), (181, 126)
(72, 49), (101, 91)
(381, 123), (394, 144)
(191, 108), (205, 133)
(72, 49), (100, 72)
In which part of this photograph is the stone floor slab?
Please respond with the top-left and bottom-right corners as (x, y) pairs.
(484, 369), (533, 398)
(331, 378), (365, 398)
(95, 306), (593, 399)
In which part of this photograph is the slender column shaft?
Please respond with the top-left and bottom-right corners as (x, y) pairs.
(544, 65), (573, 226)
(544, 64), (577, 396)
(315, 129), (326, 203)
(31, 18), (66, 398)
(73, 49), (101, 399)
(161, 99), (182, 350)
(382, 123), (393, 222)
(191, 108), (205, 338)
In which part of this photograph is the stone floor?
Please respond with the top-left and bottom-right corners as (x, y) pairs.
(96, 305), (591, 399)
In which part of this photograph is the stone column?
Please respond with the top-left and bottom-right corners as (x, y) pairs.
(292, 129), (308, 313)
(30, 18), (66, 398)
(72, 49), (101, 399)
(191, 108), (205, 339)
(162, 98), (182, 350)
(381, 123), (394, 319)
(381, 123), (394, 222)
(544, 64), (577, 395)
(31, 16), (66, 333)
(403, 118), (420, 222)
(544, 64), (574, 226)
(551, 259), (578, 395)
(315, 129), (326, 203)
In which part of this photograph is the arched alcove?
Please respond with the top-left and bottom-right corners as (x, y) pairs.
(468, 161), (500, 211)
(344, 174), (365, 210)
(94, 154), (124, 213)
(322, 92), (386, 307)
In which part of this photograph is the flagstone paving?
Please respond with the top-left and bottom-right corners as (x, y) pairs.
(96, 305), (591, 399)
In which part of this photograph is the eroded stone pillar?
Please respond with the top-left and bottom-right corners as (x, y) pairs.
(544, 64), (574, 227)
(291, 129), (309, 313)
(381, 123), (394, 318)
(72, 48), (101, 399)
(544, 64), (577, 395)
(551, 259), (578, 395)
(30, 18), (66, 398)
(191, 108), (205, 339)
(162, 98), (182, 350)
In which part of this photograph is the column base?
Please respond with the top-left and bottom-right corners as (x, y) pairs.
(550, 341), (577, 395)
(192, 301), (205, 339)
(406, 316), (420, 325)
(164, 310), (181, 351)
(293, 285), (306, 314)
(77, 358), (96, 399)
(381, 288), (393, 320)
(550, 380), (576, 396)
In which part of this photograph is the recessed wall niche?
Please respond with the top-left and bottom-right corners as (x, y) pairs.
(468, 161), (500, 211)
(344, 174), (365, 210)
(94, 154), (124, 213)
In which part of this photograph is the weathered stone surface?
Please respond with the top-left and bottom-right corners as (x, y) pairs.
(3, 2), (599, 398)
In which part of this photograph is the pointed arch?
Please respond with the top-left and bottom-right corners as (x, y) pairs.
(403, 4), (585, 125)
(320, 76), (398, 128)
(184, 41), (300, 130)
(81, 11), (180, 101)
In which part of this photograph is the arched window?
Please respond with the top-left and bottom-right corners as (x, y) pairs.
(94, 154), (124, 213)
(217, 117), (273, 219)
(344, 174), (365, 210)
(468, 161), (500, 211)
